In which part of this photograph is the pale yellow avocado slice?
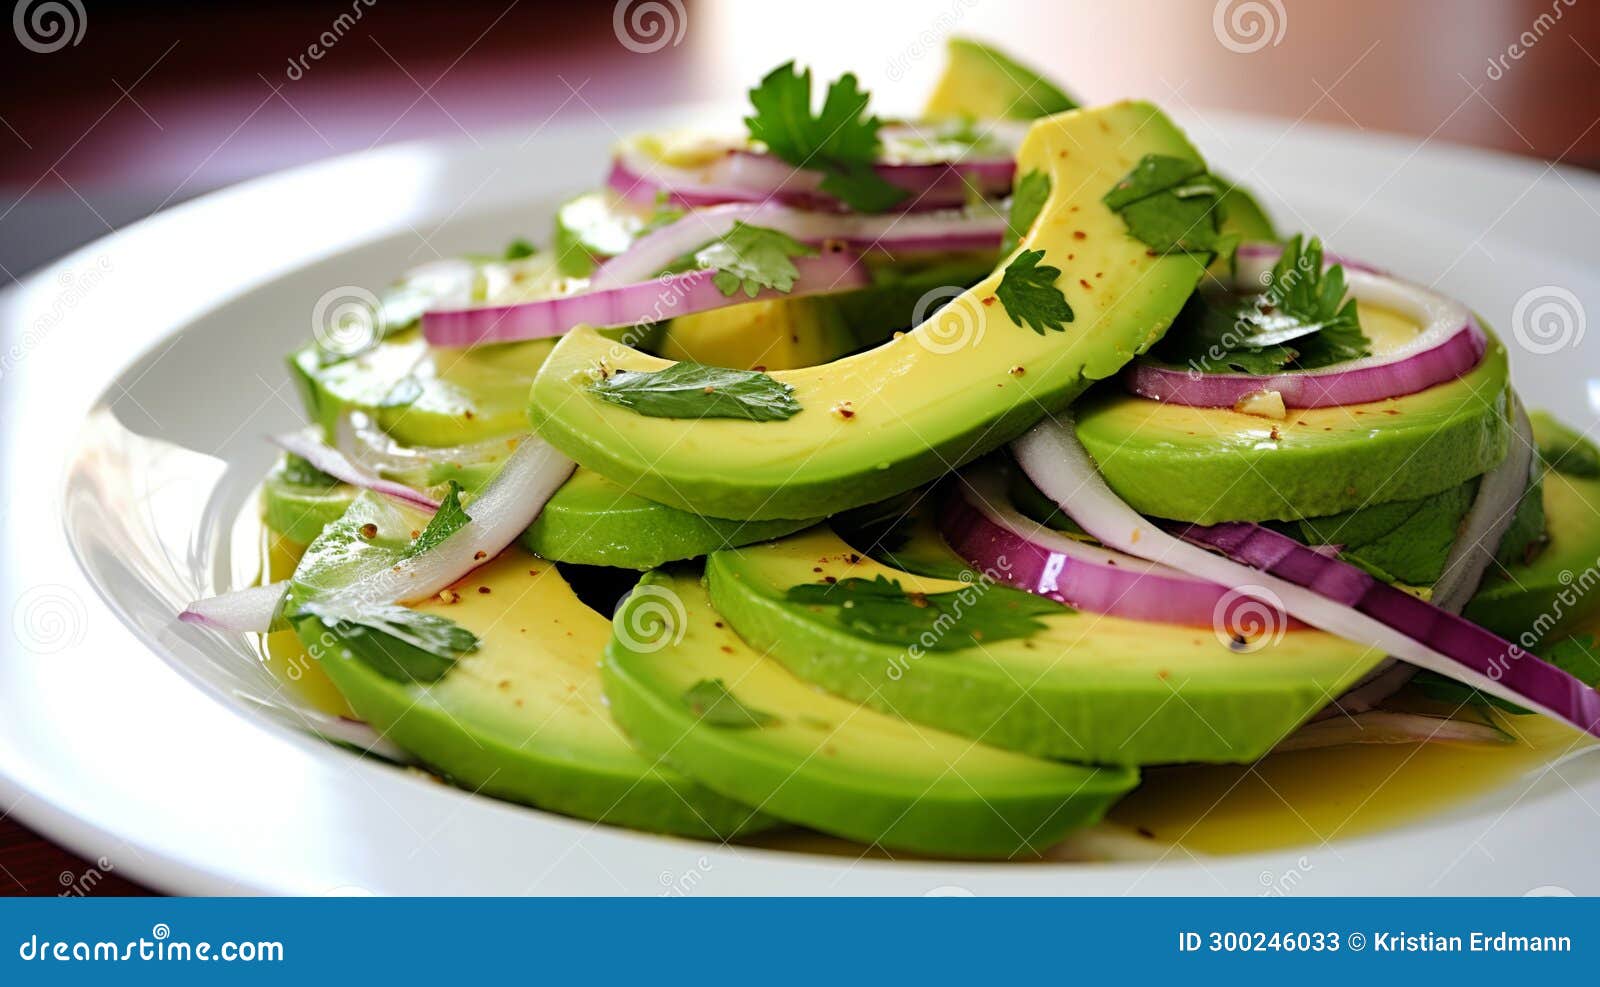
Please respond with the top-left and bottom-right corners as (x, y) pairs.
(923, 37), (1078, 120)
(528, 101), (1214, 521)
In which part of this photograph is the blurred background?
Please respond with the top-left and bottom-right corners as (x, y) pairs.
(0, 0), (1597, 895)
(2, 0), (1598, 280)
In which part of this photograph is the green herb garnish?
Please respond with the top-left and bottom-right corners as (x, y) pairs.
(295, 598), (478, 684)
(503, 238), (537, 261)
(1002, 169), (1050, 255)
(786, 574), (1065, 651)
(694, 221), (818, 298)
(1298, 479), (1475, 586)
(1102, 153), (1227, 255)
(588, 361), (801, 421)
(744, 62), (907, 213)
(683, 678), (781, 729)
(995, 249), (1073, 334)
(404, 481), (471, 559)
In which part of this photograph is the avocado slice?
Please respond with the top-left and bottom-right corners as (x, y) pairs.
(923, 37), (1077, 120)
(1465, 412), (1600, 641)
(529, 102), (1215, 521)
(520, 469), (811, 570)
(706, 526), (1383, 765)
(553, 190), (664, 278)
(290, 492), (771, 838)
(261, 462), (356, 545)
(1074, 327), (1514, 523)
(603, 569), (1137, 857)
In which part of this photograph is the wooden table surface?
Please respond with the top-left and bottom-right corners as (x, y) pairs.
(2, 0), (1597, 895)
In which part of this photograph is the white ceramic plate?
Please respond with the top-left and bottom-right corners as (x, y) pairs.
(3, 105), (1599, 895)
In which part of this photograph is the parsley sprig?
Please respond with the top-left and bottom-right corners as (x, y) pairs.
(996, 249), (1074, 335)
(1102, 153), (1228, 256)
(786, 574), (1066, 651)
(694, 221), (817, 298)
(588, 362), (801, 421)
(745, 62), (907, 213)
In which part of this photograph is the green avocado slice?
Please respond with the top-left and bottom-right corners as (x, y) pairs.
(261, 463), (356, 545)
(922, 37), (1078, 120)
(706, 526), (1383, 765)
(1074, 328), (1514, 523)
(603, 569), (1136, 857)
(289, 492), (771, 838)
(529, 101), (1216, 521)
(1465, 412), (1600, 642)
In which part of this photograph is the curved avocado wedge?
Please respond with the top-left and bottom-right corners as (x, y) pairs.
(1465, 412), (1600, 641)
(706, 526), (1383, 765)
(522, 469), (813, 569)
(290, 493), (770, 838)
(529, 102), (1215, 521)
(1074, 328), (1514, 523)
(262, 465), (356, 545)
(923, 37), (1077, 119)
(603, 570), (1136, 857)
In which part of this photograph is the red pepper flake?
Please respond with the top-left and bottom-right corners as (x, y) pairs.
(473, 550), (487, 561)
(1009, 365), (1026, 376)
(1072, 230), (1086, 240)
(1269, 426), (1282, 441)
(1078, 278), (1092, 290)
(714, 620), (724, 628)
(812, 566), (823, 573)
(823, 575), (838, 584)
(463, 410), (475, 420)
(832, 401), (856, 420)
(703, 385), (716, 394)
(358, 523), (378, 539)
(981, 296), (996, 307)
(752, 365), (766, 372)
(438, 589), (460, 605)
(720, 645), (734, 654)
(478, 586), (491, 595)
(411, 529), (421, 539)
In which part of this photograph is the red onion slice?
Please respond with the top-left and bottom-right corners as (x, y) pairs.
(1013, 417), (1600, 738)
(592, 202), (1005, 289)
(421, 249), (868, 347)
(319, 436), (575, 607)
(270, 431), (439, 511)
(180, 581), (288, 633)
(1125, 244), (1488, 409)
(942, 466), (1290, 628)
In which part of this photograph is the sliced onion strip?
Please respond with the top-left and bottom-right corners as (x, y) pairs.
(1274, 711), (1509, 752)
(1126, 244), (1488, 409)
(271, 431), (439, 511)
(1013, 417), (1600, 737)
(180, 581), (288, 634)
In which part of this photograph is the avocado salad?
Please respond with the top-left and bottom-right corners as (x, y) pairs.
(182, 39), (1600, 859)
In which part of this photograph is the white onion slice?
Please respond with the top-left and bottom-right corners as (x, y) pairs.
(271, 430), (439, 511)
(1274, 711), (1509, 752)
(180, 581), (288, 633)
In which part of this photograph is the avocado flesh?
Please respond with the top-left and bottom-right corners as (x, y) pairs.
(1074, 328), (1514, 523)
(290, 493), (771, 838)
(603, 569), (1136, 857)
(923, 37), (1077, 119)
(529, 102), (1214, 521)
(1465, 414), (1600, 641)
(261, 467), (356, 545)
(706, 527), (1383, 765)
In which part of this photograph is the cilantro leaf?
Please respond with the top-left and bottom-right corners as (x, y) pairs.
(1002, 170), (1050, 255)
(744, 62), (907, 213)
(294, 598), (478, 684)
(995, 249), (1073, 334)
(588, 362), (801, 421)
(694, 221), (818, 298)
(682, 678), (781, 729)
(404, 481), (471, 559)
(1298, 479), (1476, 586)
(281, 453), (339, 489)
(503, 238), (537, 261)
(1102, 153), (1226, 255)
(785, 574), (1066, 651)
(1533, 412), (1600, 479)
